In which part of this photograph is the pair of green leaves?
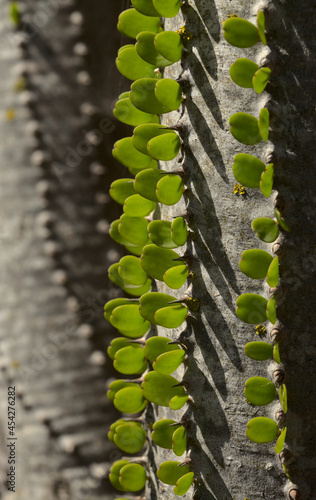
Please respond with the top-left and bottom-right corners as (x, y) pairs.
(232, 153), (274, 197)
(110, 178), (157, 217)
(239, 249), (279, 286)
(108, 419), (146, 454)
(132, 0), (181, 18)
(157, 461), (194, 496)
(135, 31), (183, 68)
(108, 260), (152, 297)
(134, 168), (184, 205)
(107, 380), (147, 414)
(113, 136), (158, 177)
(142, 371), (188, 410)
(117, 9), (161, 40)
(223, 11), (266, 48)
(245, 341), (280, 364)
(110, 460), (146, 492)
(133, 123), (181, 161)
(152, 420), (187, 456)
(116, 44), (161, 81)
(113, 93), (160, 127)
(236, 293), (277, 324)
(139, 292), (188, 328)
(246, 418), (287, 453)
(141, 245), (189, 289)
(104, 299), (150, 338)
(229, 108), (269, 145)
(148, 217), (188, 249)
(251, 208), (291, 243)
(130, 78), (182, 115)
(230, 58), (271, 94)
(109, 219), (151, 257)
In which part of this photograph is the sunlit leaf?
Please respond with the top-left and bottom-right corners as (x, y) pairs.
(260, 163), (274, 197)
(119, 463), (146, 492)
(140, 244), (185, 281)
(130, 78), (170, 115)
(144, 336), (180, 363)
(123, 279), (152, 298)
(116, 46), (158, 81)
(174, 472), (194, 496)
(107, 380), (139, 402)
(279, 384), (287, 413)
(134, 168), (164, 202)
(119, 215), (149, 246)
(9, 2), (20, 25)
(266, 296), (277, 324)
(108, 337), (132, 360)
(153, 0), (181, 17)
(273, 342), (281, 364)
(131, 0), (159, 16)
(155, 31), (183, 62)
(157, 461), (190, 485)
(148, 220), (178, 249)
(156, 174), (184, 205)
(236, 293), (268, 324)
(223, 17), (259, 48)
(142, 371), (186, 406)
(117, 8), (161, 39)
(275, 427), (287, 453)
(109, 460), (130, 491)
(133, 123), (173, 156)
(118, 91), (131, 100)
(110, 304), (150, 335)
(163, 265), (188, 289)
(229, 112), (262, 145)
(153, 349), (186, 374)
(114, 345), (147, 375)
(258, 108), (269, 142)
(239, 249), (273, 279)
(172, 426), (187, 456)
(244, 376), (276, 406)
(113, 97), (159, 126)
(257, 11), (267, 45)
(114, 423), (146, 454)
(266, 256), (279, 287)
(171, 217), (187, 246)
(229, 58), (259, 88)
(140, 292), (177, 324)
(113, 137), (156, 171)
(274, 208), (291, 232)
(108, 418), (135, 443)
(110, 179), (136, 205)
(148, 133), (181, 161)
(155, 305), (188, 328)
(244, 341), (273, 361)
(129, 158), (158, 177)
(104, 298), (132, 322)
(253, 67), (271, 94)
(155, 78), (182, 111)
(169, 394), (189, 410)
(232, 153), (266, 188)
(251, 217), (279, 243)
(114, 386), (146, 413)
(152, 419), (179, 449)
(246, 417), (280, 443)
(123, 194), (156, 217)
(136, 31), (172, 67)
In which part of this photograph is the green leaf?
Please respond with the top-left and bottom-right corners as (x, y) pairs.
(148, 133), (181, 161)
(114, 386), (146, 414)
(246, 417), (280, 443)
(130, 78), (170, 115)
(113, 137), (156, 171)
(114, 423), (146, 454)
(133, 123), (173, 156)
(110, 304), (150, 335)
(169, 394), (189, 410)
(129, 158), (158, 177)
(114, 345), (147, 375)
(108, 263), (151, 298)
(274, 208), (291, 232)
(152, 419), (179, 449)
(258, 108), (269, 142)
(140, 292), (177, 324)
(229, 58), (259, 88)
(266, 257), (279, 287)
(223, 17), (260, 48)
(123, 194), (156, 217)
(172, 426), (187, 456)
(131, 0), (159, 16)
(155, 78), (182, 112)
(239, 249), (273, 279)
(257, 11), (267, 46)
(9, 2), (20, 25)
(119, 215), (149, 246)
(109, 418), (137, 443)
(108, 337), (132, 360)
(156, 174), (184, 205)
(174, 472), (194, 496)
(113, 97), (159, 127)
(144, 336), (180, 363)
(117, 8), (161, 39)
(275, 427), (287, 454)
(171, 217), (187, 246)
(157, 461), (190, 486)
(140, 244), (184, 281)
(148, 220), (178, 249)
(110, 179), (136, 205)
(142, 371), (186, 406)
(232, 153), (266, 188)
(104, 298), (132, 322)
(229, 112), (262, 145)
(153, 350), (186, 375)
(253, 67), (271, 94)
(260, 163), (274, 197)
(110, 220), (147, 253)
(107, 380), (138, 402)
(273, 342), (281, 364)
(136, 31), (172, 67)
(118, 91), (131, 100)
(134, 168), (164, 202)
(244, 341), (273, 361)
(244, 376), (276, 406)
(153, 0), (181, 17)
(251, 217), (279, 243)
(119, 463), (146, 492)
(109, 460), (130, 491)
(163, 265), (189, 289)
(155, 305), (188, 328)
(236, 293), (268, 324)
(279, 384), (288, 413)
(116, 46), (158, 81)
(266, 296), (277, 324)
(155, 31), (183, 63)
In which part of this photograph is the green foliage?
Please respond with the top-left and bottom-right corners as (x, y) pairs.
(174, 472), (194, 496)
(153, 0), (181, 17)
(114, 345), (147, 375)
(156, 174), (183, 204)
(257, 11), (267, 45)
(117, 8), (161, 39)
(130, 78), (181, 114)
(279, 384), (288, 413)
(274, 208), (291, 232)
(119, 463), (147, 491)
(251, 217), (279, 243)
(260, 163), (274, 197)
(119, 214), (149, 246)
(266, 296), (277, 324)
(230, 58), (259, 88)
(114, 386), (147, 414)
(110, 179), (136, 205)
(236, 293), (268, 324)
(140, 244), (188, 288)
(132, 0), (160, 16)
(155, 31), (183, 62)
(112, 422), (146, 454)
(246, 417), (280, 443)
(229, 112), (262, 145)
(113, 137), (158, 172)
(222, 17), (260, 48)
(153, 349), (186, 375)
(244, 341), (273, 361)
(136, 31), (173, 67)
(123, 194), (157, 217)
(110, 303), (150, 336)
(9, 2), (20, 25)
(144, 336), (180, 363)
(157, 461), (190, 485)
(258, 108), (270, 142)
(266, 257), (279, 287)
(275, 427), (287, 453)
(232, 153), (266, 188)
(253, 67), (271, 94)
(142, 371), (186, 407)
(239, 249), (273, 279)
(171, 217), (188, 246)
(172, 426), (187, 456)
(152, 419), (180, 448)
(113, 97), (159, 126)
(148, 220), (179, 249)
(244, 376), (276, 406)
(116, 45), (159, 81)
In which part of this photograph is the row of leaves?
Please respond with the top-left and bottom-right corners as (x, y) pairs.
(223, 14), (290, 465)
(105, 2), (198, 498)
